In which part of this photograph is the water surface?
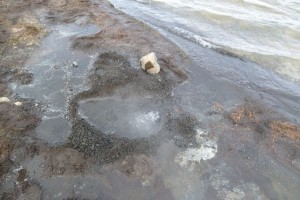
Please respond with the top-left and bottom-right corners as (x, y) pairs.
(110, 0), (300, 80)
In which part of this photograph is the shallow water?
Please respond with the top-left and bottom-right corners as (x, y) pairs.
(110, 0), (300, 81)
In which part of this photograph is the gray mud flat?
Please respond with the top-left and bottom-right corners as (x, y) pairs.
(0, 0), (300, 200)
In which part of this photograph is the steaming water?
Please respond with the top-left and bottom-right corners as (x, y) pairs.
(110, 0), (300, 81)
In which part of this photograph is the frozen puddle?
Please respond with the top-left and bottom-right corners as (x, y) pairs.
(14, 23), (100, 145)
(78, 97), (168, 139)
(175, 129), (217, 169)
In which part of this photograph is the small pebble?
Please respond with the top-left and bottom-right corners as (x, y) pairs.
(72, 61), (78, 67)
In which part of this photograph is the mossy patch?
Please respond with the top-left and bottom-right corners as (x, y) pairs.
(9, 13), (47, 46)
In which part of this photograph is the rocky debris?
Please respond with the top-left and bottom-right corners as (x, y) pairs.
(0, 97), (10, 103)
(10, 12), (47, 46)
(69, 118), (152, 164)
(163, 112), (199, 140)
(140, 52), (160, 75)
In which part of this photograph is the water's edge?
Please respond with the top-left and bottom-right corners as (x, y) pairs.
(110, 0), (300, 81)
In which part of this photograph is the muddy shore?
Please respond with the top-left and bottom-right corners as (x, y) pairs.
(0, 0), (300, 199)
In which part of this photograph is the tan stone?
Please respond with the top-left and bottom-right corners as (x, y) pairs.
(140, 52), (160, 74)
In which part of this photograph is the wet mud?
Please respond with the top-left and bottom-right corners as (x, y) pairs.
(0, 0), (300, 199)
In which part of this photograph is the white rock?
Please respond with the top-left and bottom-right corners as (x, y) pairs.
(0, 97), (10, 103)
(72, 61), (78, 67)
(14, 101), (23, 106)
(139, 52), (160, 74)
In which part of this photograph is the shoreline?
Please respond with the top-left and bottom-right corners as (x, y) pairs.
(0, 0), (300, 199)
(110, 0), (300, 82)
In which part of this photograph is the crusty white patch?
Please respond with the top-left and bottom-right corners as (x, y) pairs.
(175, 141), (217, 167)
(211, 170), (266, 200)
(175, 129), (217, 168)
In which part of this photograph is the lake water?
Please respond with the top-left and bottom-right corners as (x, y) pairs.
(110, 0), (300, 81)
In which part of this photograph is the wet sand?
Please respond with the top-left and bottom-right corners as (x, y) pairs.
(0, 0), (300, 199)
